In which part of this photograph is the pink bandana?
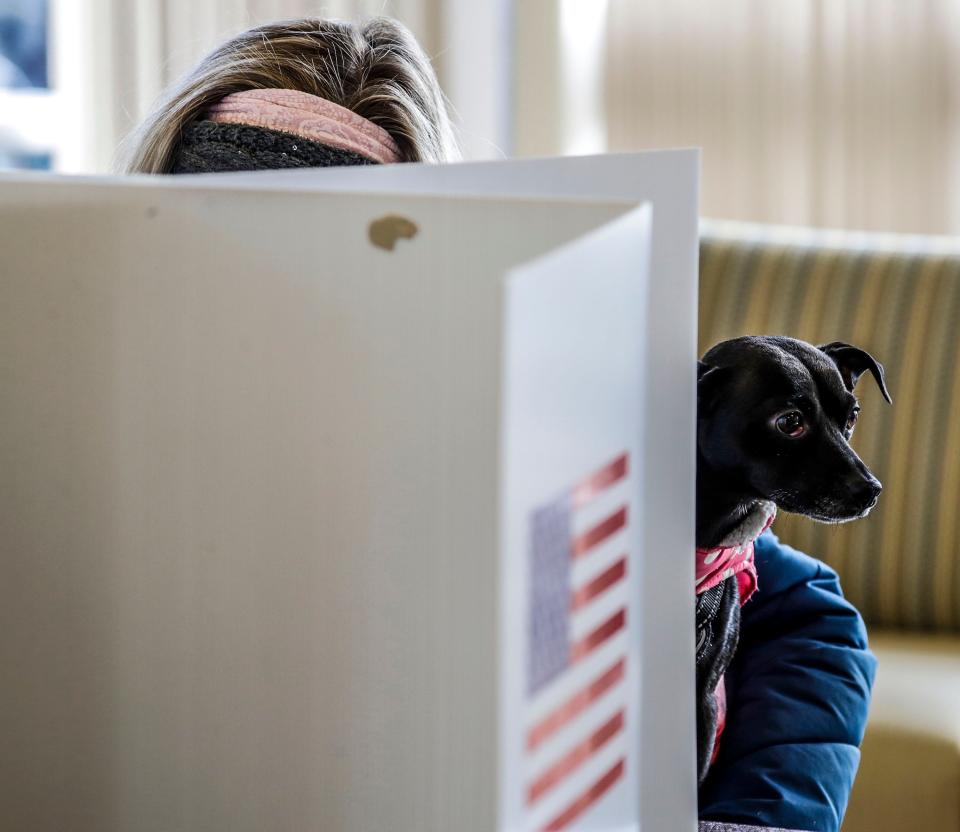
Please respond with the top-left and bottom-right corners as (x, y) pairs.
(695, 509), (776, 605)
(697, 505), (776, 766)
(206, 89), (403, 165)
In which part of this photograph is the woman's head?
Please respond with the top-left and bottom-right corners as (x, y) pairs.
(122, 17), (459, 173)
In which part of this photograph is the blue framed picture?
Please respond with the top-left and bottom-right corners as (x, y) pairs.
(0, 0), (48, 90)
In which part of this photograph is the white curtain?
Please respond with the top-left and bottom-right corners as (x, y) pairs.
(602, 0), (960, 234)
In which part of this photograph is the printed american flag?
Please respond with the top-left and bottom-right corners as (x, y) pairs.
(524, 452), (632, 831)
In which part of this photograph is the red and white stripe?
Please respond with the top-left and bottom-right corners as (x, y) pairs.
(525, 453), (632, 831)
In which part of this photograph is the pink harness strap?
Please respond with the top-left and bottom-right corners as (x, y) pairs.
(207, 88), (402, 165)
(696, 507), (777, 767)
(695, 510), (777, 605)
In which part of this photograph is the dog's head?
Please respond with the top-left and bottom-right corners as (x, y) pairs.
(698, 336), (892, 523)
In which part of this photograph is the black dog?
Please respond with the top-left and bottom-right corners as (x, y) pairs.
(695, 336), (892, 783)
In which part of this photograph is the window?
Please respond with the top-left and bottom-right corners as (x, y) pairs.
(0, 0), (52, 169)
(0, 0), (47, 89)
(0, 0), (96, 173)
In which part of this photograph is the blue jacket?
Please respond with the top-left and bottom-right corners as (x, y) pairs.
(698, 531), (877, 832)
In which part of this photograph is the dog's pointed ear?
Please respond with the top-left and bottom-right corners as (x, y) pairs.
(818, 341), (893, 404)
(698, 361), (730, 413)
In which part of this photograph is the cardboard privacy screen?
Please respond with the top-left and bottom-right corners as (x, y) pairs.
(0, 151), (698, 832)
(187, 149), (702, 832)
(499, 207), (649, 831)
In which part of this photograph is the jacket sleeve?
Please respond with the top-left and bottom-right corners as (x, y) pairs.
(697, 531), (877, 832)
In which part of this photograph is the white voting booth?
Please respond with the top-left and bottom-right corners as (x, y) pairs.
(0, 151), (698, 832)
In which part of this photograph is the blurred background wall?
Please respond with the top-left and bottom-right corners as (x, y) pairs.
(3, 0), (960, 234)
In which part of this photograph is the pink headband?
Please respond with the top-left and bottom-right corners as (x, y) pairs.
(206, 88), (402, 165)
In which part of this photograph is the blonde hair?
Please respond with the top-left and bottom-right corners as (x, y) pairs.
(121, 17), (459, 173)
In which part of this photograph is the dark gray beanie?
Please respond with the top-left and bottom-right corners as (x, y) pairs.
(172, 121), (379, 174)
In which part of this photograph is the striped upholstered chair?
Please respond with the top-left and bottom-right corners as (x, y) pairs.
(699, 222), (960, 832)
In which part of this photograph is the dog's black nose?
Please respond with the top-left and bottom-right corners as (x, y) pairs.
(850, 476), (882, 508)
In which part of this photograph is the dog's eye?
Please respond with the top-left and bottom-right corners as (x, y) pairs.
(775, 412), (806, 438)
(845, 407), (860, 435)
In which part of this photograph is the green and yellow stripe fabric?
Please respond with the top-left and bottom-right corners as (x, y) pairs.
(700, 232), (960, 631)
